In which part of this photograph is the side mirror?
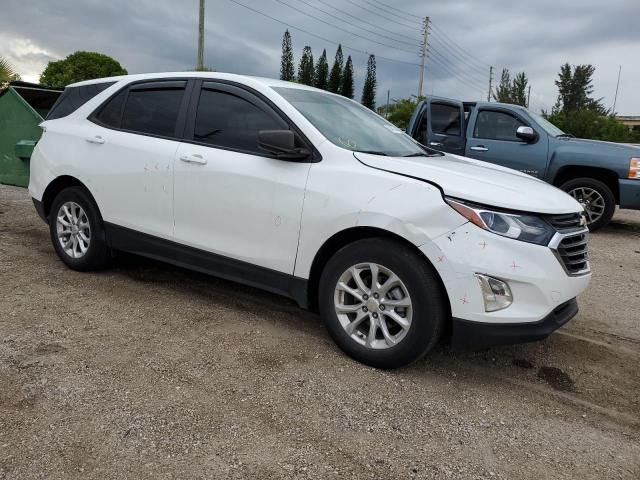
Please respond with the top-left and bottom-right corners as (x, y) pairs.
(516, 126), (537, 143)
(258, 130), (311, 161)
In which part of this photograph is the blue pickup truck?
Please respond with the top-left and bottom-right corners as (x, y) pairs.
(407, 98), (640, 230)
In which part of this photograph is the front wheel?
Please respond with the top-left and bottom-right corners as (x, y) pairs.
(318, 238), (447, 369)
(560, 177), (615, 231)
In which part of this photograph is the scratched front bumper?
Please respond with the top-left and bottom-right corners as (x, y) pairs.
(424, 222), (591, 325)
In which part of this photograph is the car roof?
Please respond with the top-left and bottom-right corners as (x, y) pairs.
(67, 72), (320, 92)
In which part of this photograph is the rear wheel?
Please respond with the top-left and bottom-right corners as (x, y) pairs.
(49, 187), (110, 271)
(319, 238), (447, 369)
(560, 177), (615, 231)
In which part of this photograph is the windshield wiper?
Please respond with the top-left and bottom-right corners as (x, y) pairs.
(355, 150), (390, 156)
(556, 133), (575, 138)
(402, 152), (428, 157)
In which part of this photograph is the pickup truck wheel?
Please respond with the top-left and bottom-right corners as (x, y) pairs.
(49, 187), (110, 271)
(318, 238), (446, 369)
(560, 177), (615, 231)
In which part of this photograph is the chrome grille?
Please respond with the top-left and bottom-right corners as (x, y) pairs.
(550, 229), (590, 276)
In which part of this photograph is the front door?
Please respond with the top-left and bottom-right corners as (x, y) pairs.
(465, 108), (548, 178)
(173, 81), (311, 274)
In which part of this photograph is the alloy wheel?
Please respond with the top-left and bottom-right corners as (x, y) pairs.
(334, 262), (413, 349)
(568, 187), (605, 226)
(56, 201), (91, 259)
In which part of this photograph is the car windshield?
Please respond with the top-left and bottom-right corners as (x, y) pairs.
(274, 87), (437, 157)
(528, 111), (565, 137)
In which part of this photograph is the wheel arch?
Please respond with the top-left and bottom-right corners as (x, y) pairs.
(305, 226), (452, 322)
(552, 165), (620, 204)
(41, 176), (100, 222)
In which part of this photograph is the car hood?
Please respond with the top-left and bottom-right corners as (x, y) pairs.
(354, 152), (583, 215)
(562, 137), (640, 154)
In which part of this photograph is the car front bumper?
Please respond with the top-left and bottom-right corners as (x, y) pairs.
(619, 179), (640, 209)
(450, 298), (578, 350)
(419, 221), (591, 348)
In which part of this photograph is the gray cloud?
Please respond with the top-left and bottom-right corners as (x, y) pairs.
(1, 0), (638, 113)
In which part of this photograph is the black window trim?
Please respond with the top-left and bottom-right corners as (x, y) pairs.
(183, 79), (321, 163)
(88, 76), (321, 162)
(472, 107), (539, 144)
(429, 100), (464, 138)
(88, 77), (195, 142)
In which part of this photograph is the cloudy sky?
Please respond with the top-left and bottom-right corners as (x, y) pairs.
(1, 0), (639, 114)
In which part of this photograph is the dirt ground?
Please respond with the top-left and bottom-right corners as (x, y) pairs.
(0, 184), (638, 479)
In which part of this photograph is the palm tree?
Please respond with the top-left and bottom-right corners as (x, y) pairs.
(0, 57), (20, 85)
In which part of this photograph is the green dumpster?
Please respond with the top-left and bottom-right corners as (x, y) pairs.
(0, 81), (62, 187)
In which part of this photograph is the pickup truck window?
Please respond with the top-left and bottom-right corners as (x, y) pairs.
(431, 103), (462, 136)
(474, 110), (526, 142)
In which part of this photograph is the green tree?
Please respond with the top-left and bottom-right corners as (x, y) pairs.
(553, 63), (605, 114)
(314, 49), (329, 90)
(280, 30), (295, 81)
(39, 51), (127, 87)
(511, 72), (528, 107)
(361, 54), (376, 110)
(340, 55), (354, 99)
(493, 68), (512, 103)
(0, 57), (20, 85)
(548, 109), (632, 142)
(297, 46), (314, 86)
(382, 97), (422, 130)
(328, 45), (343, 93)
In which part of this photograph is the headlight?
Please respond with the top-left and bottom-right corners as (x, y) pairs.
(629, 158), (639, 179)
(445, 197), (555, 245)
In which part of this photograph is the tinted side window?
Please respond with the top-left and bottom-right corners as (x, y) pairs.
(474, 110), (525, 141)
(194, 87), (287, 153)
(121, 82), (186, 137)
(94, 89), (127, 128)
(46, 82), (115, 120)
(431, 103), (462, 136)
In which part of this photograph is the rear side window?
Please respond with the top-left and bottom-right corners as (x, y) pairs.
(431, 103), (462, 136)
(474, 110), (526, 141)
(46, 82), (115, 120)
(120, 81), (186, 137)
(193, 86), (287, 153)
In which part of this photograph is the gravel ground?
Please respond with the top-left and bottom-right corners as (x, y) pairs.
(0, 184), (638, 479)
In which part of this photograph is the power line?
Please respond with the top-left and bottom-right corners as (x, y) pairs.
(342, 0), (422, 29)
(428, 34), (489, 79)
(227, 0), (424, 67)
(365, 0), (417, 20)
(429, 23), (489, 70)
(290, 0), (420, 48)
(270, 0), (419, 55)
(313, 0), (421, 44)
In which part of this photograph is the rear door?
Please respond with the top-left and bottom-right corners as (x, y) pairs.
(84, 79), (191, 237)
(465, 107), (548, 177)
(410, 98), (465, 155)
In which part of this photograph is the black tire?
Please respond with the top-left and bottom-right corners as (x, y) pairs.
(49, 187), (110, 271)
(318, 238), (447, 369)
(560, 177), (615, 231)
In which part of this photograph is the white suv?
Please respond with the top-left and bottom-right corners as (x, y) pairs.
(29, 72), (591, 368)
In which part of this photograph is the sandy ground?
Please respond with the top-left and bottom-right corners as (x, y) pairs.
(0, 184), (638, 479)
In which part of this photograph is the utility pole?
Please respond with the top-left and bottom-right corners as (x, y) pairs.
(527, 85), (531, 108)
(417, 16), (429, 99)
(196, 0), (205, 71)
(613, 65), (622, 114)
(386, 88), (391, 119)
(487, 66), (494, 102)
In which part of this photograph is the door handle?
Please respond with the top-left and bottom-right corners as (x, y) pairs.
(470, 146), (489, 152)
(429, 141), (443, 147)
(179, 153), (207, 165)
(85, 135), (105, 144)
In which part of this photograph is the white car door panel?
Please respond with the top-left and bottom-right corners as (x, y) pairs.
(173, 81), (311, 274)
